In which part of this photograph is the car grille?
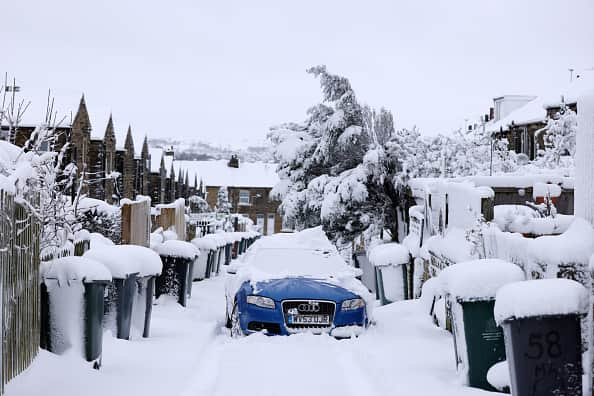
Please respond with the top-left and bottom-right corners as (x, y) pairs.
(281, 300), (336, 329)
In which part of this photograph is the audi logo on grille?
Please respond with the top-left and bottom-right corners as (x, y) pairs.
(298, 302), (320, 313)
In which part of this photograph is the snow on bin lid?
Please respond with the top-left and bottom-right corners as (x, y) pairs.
(41, 256), (111, 284)
(494, 279), (588, 325)
(155, 240), (200, 259)
(84, 245), (163, 278)
(202, 233), (227, 247)
(191, 237), (219, 251)
(439, 259), (524, 301)
(368, 243), (410, 267)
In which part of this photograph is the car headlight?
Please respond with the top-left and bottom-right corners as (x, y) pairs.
(246, 295), (275, 309)
(341, 298), (365, 311)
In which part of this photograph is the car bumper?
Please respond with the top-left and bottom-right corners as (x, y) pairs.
(239, 303), (367, 337)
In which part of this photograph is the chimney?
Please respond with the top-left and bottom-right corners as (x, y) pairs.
(164, 146), (174, 158)
(489, 107), (494, 121)
(228, 154), (239, 168)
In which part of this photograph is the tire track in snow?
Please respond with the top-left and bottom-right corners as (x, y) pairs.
(178, 322), (226, 396)
(332, 339), (381, 396)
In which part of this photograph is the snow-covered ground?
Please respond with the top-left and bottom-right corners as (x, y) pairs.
(6, 271), (494, 396)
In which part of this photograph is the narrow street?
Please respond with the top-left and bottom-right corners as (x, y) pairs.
(7, 263), (491, 396)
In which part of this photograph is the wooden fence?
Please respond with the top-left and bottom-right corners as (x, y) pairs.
(0, 189), (41, 393)
(153, 199), (186, 240)
(121, 198), (151, 247)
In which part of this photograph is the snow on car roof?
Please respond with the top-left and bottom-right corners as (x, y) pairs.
(226, 227), (374, 315)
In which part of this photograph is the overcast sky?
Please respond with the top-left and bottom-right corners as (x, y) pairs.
(3, 0), (593, 148)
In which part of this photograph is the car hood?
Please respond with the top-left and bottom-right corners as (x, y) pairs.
(253, 277), (360, 302)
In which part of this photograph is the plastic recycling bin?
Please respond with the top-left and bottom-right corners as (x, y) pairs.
(440, 259), (524, 391)
(134, 275), (156, 337)
(352, 251), (377, 298)
(459, 299), (506, 390)
(225, 243), (232, 265)
(105, 272), (139, 340)
(186, 260), (194, 298)
(232, 240), (240, 259)
(375, 264), (407, 305)
(40, 257), (111, 369)
(215, 246), (224, 274)
(495, 279), (587, 396)
(156, 255), (193, 306)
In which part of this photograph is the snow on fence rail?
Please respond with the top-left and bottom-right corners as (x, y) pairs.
(0, 189), (41, 394)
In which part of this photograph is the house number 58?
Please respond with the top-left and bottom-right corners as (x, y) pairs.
(525, 331), (562, 359)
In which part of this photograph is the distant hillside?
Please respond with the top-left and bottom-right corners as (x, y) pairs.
(149, 138), (273, 162)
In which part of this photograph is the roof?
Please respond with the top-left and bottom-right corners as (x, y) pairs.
(485, 70), (593, 133)
(174, 159), (279, 188)
(149, 148), (163, 173)
(486, 96), (546, 132)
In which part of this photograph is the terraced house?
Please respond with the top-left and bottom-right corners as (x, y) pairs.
(1, 95), (199, 204)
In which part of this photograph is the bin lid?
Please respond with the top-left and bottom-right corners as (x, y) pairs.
(41, 256), (112, 285)
(84, 245), (163, 278)
(191, 237), (219, 251)
(494, 278), (588, 325)
(439, 259), (524, 302)
(155, 240), (200, 259)
(368, 243), (410, 267)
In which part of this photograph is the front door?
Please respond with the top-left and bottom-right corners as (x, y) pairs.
(266, 213), (275, 235)
(256, 214), (264, 233)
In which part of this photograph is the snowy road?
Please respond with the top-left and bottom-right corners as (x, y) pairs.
(7, 272), (495, 396)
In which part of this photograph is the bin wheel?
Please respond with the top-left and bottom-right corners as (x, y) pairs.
(230, 303), (243, 338)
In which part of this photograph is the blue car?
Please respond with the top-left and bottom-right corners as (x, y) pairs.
(225, 229), (370, 337)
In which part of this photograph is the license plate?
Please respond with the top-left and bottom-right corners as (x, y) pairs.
(288, 315), (330, 325)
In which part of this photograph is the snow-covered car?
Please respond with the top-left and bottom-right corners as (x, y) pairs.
(225, 227), (372, 337)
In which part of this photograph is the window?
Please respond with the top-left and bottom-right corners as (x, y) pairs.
(238, 190), (250, 206)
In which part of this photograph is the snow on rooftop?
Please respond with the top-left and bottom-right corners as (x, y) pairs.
(175, 159), (278, 188)
(486, 96), (546, 132)
(494, 279), (588, 324)
(485, 71), (593, 133)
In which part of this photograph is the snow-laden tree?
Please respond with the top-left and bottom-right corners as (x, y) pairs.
(537, 106), (578, 167)
(269, 66), (372, 236)
(216, 186), (232, 214)
(189, 195), (209, 214)
(21, 119), (81, 255)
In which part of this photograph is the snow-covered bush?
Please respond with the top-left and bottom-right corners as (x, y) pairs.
(77, 198), (121, 244)
(537, 106), (578, 167)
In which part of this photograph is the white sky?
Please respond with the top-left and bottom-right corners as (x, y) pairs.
(3, 0), (593, 148)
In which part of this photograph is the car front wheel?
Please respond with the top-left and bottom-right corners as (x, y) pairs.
(230, 303), (243, 338)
